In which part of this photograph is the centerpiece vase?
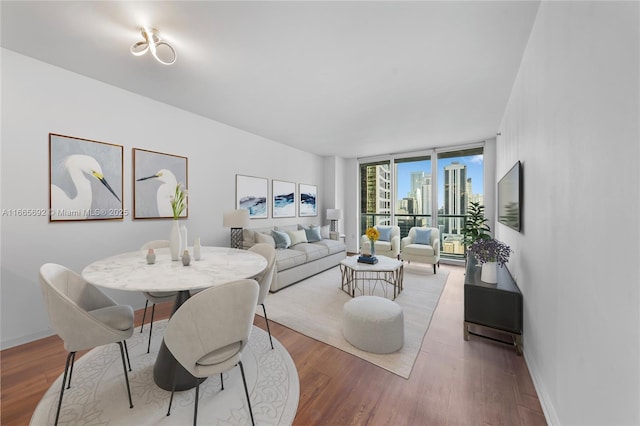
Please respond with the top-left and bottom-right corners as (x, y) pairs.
(169, 220), (181, 261)
(370, 240), (376, 257)
(481, 261), (497, 283)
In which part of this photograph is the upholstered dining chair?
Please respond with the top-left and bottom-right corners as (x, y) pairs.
(140, 240), (178, 353)
(248, 243), (277, 350)
(39, 263), (134, 426)
(165, 279), (259, 426)
(400, 226), (441, 273)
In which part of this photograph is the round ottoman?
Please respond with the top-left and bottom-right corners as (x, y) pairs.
(342, 296), (404, 354)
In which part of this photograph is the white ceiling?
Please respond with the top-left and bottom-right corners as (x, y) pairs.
(1, 1), (539, 158)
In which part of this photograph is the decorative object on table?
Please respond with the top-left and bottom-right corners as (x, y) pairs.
(272, 179), (296, 218)
(181, 250), (191, 266)
(327, 208), (341, 233)
(298, 183), (317, 217)
(365, 226), (380, 258)
(462, 201), (491, 249)
(146, 248), (156, 265)
(193, 237), (201, 261)
(49, 133), (123, 222)
(130, 26), (177, 65)
(466, 238), (513, 284)
(180, 224), (188, 254)
(169, 184), (187, 261)
(133, 148), (188, 219)
(223, 209), (250, 249)
(236, 174), (268, 219)
(357, 254), (378, 264)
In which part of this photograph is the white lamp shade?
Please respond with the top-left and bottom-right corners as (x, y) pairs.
(327, 209), (341, 220)
(223, 209), (250, 228)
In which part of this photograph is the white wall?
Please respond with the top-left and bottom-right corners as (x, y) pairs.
(0, 49), (326, 348)
(497, 2), (639, 424)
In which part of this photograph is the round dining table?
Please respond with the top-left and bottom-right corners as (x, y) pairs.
(82, 246), (267, 391)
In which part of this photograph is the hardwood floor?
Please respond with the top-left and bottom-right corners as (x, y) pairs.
(1, 264), (546, 425)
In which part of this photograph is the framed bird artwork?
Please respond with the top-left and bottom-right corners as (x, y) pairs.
(49, 133), (124, 222)
(133, 148), (188, 219)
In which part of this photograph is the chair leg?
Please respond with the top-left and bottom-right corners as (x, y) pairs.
(239, 361), (255, 426)
(117, 342), (134, 409)
(66, 352), (76, 389)
(55, 351), (75, 426)
(147, 303), (156, 353)
(220, 373), (224, 390)
(124, 340), (132, 371)
(167, 363), (178, 416)
(433, 264), (436, 274)
(193, 380), (200, 426)
(261, 304), (274, 350)
(140, 299), (149, 333)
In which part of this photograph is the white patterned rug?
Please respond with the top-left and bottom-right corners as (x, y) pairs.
(258, 263), (448, 379)
(30, 324), (299, 425)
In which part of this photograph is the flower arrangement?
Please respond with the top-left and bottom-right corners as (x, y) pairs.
(467, 238), (512, 267)
(365, 227), (380, 242)
(170, 183), (187, 220)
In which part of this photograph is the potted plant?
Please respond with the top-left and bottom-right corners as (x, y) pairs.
(466, 238), (513, 283)
(462, 201), (491, 248)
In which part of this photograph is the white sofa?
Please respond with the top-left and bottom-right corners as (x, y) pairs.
(242, 224), (347, 292)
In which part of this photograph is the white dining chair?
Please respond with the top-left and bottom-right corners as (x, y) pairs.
(164, 279), (259, 426)
(248, 243), (277, 349)
(140, 240), (178, 353)
(39, 263), (134, 426)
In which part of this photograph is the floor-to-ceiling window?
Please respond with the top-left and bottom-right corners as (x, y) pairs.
(436, 147), (484, 259)
(359, 145), (484, 260)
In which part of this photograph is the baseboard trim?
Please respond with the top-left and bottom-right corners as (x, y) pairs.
(1, 328), (55, 350)
(523, 346), (559, 425)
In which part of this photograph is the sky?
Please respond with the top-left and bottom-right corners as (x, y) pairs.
(396, 154), (484, 208)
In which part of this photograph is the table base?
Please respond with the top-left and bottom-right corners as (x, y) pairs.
(340, 263), (404, 300)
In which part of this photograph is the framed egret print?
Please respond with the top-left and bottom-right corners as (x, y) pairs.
(49, 133), (124, 222)
(299, 183), (317, 217)
(236, 175), (268, 219)
(272, 180), (296, 218)
(133, 148), (188, 219)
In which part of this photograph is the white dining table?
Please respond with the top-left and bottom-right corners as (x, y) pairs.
(82, 246), (267, 391)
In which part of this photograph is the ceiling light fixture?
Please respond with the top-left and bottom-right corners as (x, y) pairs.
(130, 27), (176, 65)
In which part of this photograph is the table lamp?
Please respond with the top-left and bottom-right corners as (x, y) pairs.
(223, 209), (250, 249)
(327, 208), (341, 233)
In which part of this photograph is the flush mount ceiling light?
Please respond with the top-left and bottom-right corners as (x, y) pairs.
(130, 27), (176, 65)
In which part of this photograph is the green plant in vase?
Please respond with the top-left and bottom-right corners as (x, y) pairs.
(462, 201), (491, 248)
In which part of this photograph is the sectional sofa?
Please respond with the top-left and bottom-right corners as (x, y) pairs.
(242, 224), (347, 292)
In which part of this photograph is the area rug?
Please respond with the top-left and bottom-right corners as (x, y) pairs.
(30, 322), (299, 425)
(259, 263), (448, 379)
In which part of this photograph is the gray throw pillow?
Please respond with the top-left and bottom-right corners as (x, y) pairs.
(272, 230), (291, 249)
(414, 228), (432, 245)
(377, 226), (393, 242)
(304, 226), (322, 242)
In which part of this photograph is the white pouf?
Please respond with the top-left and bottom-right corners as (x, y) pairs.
(342, 296), (404, 354)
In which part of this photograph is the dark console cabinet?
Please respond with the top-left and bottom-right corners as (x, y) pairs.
(464, 256), (523, 354)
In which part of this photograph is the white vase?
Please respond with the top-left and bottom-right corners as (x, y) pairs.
(193, 237), (201, 261)
(481, 261), (498, 283)
(180, 225), (188, 254)
(169, 220), (181, 261)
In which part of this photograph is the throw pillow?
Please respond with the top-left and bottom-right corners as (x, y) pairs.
(304, 226), (322, 242)
(320, 225), (330, 239)
(377, 226), (393, 242)
(287, 229), (308, 246)
(272, 230), (291, 249)
(414, 228), (432, 245)
(255, 232), (276, 248)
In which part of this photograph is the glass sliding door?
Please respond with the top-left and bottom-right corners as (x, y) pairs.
(359, 161), (392, 233)
(394, 156), (432, 238)
(436, 147), (484, 259)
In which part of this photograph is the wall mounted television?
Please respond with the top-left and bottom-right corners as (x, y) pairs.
(497, 161), (522, 232)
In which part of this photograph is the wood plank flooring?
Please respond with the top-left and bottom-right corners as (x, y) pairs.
(1, 264), (547, 425)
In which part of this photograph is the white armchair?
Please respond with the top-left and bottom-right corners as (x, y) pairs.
(360, 226), (401, 259)
(400, 227), (441, 273)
